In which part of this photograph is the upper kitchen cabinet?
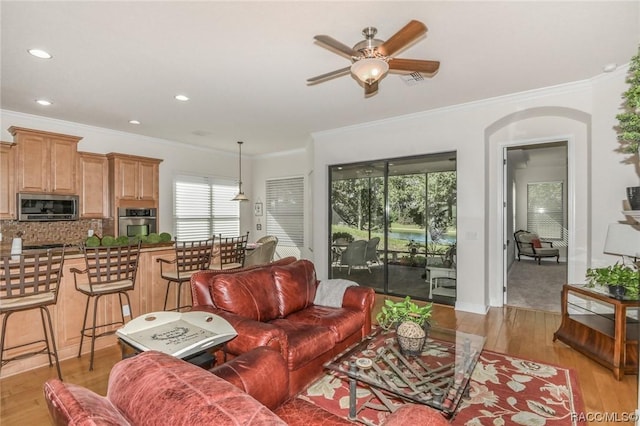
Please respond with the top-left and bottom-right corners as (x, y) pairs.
(0, 142), (16, 219)
(78, 152), (109, 218)
(9, 127), (81, 195)
(107, 153), (162, 207)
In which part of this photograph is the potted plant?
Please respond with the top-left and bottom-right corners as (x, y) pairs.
(586, 262), (639, 299)
(376, 296), (433, 356)
(615, 46), (640, 209)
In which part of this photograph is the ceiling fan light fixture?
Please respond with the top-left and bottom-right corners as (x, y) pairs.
(350, 58), (389, 85)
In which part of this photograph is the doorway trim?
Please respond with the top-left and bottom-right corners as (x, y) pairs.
(500, 138), (574, 305)
(485, 106), (591, 308)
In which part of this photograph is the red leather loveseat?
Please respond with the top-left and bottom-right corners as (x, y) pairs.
(190, 257), (376, 397)
(44, 348), (448, 425)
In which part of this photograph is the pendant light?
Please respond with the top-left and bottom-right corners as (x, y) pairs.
(232, 141), (249, 201)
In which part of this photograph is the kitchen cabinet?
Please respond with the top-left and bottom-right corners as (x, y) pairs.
(553, 284), (640, 380)
(0, 142), (15, 219)
(9, 127), (81, 195)
(78, 152), (109, 218)
(107, 153), (162, 205)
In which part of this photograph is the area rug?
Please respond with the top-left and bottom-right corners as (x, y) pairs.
(301, 350), (585, 425)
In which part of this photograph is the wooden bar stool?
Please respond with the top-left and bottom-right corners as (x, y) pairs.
(0, 248), (66, 379)
(71, 242), (141, 371)
(156, 238), (214, 311)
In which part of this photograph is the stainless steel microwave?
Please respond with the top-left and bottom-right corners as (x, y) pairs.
(17, 193), (79, 221)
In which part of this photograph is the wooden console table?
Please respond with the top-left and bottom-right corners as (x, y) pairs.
(553, 284), (640, 380)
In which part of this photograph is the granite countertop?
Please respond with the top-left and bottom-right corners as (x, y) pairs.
(0, 241), (175, 257)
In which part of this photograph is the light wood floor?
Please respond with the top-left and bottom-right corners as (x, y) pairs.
(1, 298), (637, 425)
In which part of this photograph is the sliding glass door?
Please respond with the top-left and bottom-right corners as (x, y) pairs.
(328, 152), (457, 303)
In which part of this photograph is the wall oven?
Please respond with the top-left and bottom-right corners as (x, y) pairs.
(118, 207), (157, 238)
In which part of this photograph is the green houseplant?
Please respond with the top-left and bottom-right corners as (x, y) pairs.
(375, 296), (432, 330)
(376, 296), (433, 356)
(586, 262), (639, 299)
(615, 46), (640, 209)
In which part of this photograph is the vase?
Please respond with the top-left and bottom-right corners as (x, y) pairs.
(627, 186), (640, 210)
(396, 321), (429, 356)
(608, 285), (626, 299)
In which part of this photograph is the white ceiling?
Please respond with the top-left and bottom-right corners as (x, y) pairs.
(1, 1), (638, 156)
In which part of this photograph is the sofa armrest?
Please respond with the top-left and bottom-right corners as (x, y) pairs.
(210, 347), (289, 410)
(342, 286), (375, 333)
(191, 306), (288, 358)
(43, 379), (130, 426)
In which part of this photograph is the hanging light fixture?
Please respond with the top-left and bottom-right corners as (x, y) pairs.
(232, 141), (249, 201)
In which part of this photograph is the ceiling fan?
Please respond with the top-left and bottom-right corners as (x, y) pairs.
(307, 20), (440, 96)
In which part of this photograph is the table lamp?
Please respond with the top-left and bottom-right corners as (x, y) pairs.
(604, 223), (640, 265)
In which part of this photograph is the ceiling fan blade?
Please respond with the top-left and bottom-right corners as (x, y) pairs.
(314, 35), (358, 58)
(307, 67), (351, 85)
(378, 20), (427, 56)
(364, 80), (379, 96)
(388, 58), (440, 74)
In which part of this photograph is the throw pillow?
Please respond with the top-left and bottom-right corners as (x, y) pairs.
(531, 238), (542, 248)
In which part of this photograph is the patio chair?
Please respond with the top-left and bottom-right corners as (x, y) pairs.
(514, 230), (559, 265)
(365, 237), (381, 265)
(340, 240), (370, 275)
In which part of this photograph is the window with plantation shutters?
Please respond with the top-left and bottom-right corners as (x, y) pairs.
(266, 177), (304, 248)
(174, 175), (239, 241)
(527, 181), (563, 240)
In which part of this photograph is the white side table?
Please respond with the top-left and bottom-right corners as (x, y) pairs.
(425, 266), (457, 296)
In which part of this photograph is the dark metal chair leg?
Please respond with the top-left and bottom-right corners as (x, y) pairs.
(78, 296), (91, 358)
(42, 306), (63, 380)
(88, 294), (101, 371)
(0, 312), (12, 372)
(39, 307), (53, 367)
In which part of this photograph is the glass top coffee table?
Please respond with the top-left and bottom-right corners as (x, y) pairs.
(324, 326), (485, 420)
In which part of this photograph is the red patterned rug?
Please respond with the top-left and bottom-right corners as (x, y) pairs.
(300, 350), (585, 425)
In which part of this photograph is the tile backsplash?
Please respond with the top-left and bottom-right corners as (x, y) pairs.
(0, 219), (107, 246)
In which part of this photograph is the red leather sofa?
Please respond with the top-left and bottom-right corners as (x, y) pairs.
(44, 348), (449, 426)
(190, 257), (376, 397)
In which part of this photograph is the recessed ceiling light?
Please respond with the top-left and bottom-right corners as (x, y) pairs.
(28, 48), (52, 59)
(129, 120), (141, 125)
(35, 99), (52, 106)
(175, 94), (189, 101)
(603, 63), (617, 73)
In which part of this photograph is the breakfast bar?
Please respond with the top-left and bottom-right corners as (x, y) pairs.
(0, 244), (180, 378)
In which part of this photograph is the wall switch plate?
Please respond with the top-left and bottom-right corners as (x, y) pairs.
(256, 223), (262, 230)
(122, 304), (130, 317)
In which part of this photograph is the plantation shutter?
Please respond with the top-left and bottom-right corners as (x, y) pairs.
(527, 182), (563, 240)
(266, 177), (304, 247)
(174, 175), (239, 241)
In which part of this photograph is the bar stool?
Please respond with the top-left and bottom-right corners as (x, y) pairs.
(71, 242), (141, 371)
(212, 232), (249, 270)
(156, 238), (214, 311)
(0, 248), (66, 379)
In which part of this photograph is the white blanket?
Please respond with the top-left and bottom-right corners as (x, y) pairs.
(314, 279), (358, 308)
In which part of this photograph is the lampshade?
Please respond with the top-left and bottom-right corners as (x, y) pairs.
(350, 58), (389, 85)
(232, 141), (249, 202)
(604, 223), (640, 258)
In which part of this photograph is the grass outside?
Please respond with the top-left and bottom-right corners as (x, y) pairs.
(331, 224), (456, 253)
